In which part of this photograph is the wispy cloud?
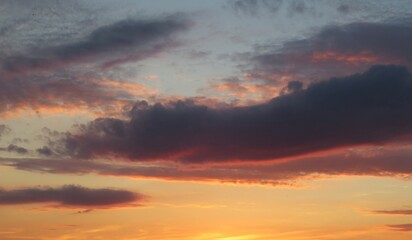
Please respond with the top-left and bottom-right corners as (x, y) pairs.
(3, 144), (412, 186)
(0, 15), (190, 78)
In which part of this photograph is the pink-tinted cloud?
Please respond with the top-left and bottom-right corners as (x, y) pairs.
(3, 144), (412, 186)
(242, 20), (412, 85)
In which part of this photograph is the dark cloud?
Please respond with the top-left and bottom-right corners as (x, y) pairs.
(0, 15), (189, 77)
(36, 146), (53, 156)
(47, 65), (412, 163)
(0, 15), (188, 115)
(0, 185), (145, 208)
(387, 224), (412, 231)
(5, 144), (28, 154)
(246, 21), (412, 84)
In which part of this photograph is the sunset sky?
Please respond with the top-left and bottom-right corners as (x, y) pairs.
(2, 0), (412, 239)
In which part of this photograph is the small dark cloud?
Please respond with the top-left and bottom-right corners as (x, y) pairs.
(0, 144), (29, 154)
(36, 146), (53, 156)
(0, 185), (145, 208)
(48, 65), (412, 163)
(387, 224), (412, 231)
(76, 209), (93, 214)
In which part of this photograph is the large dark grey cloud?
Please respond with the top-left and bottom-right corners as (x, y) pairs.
(246, 21), (412, 84)
(0, 15), (189, 77)
(49, 65), (412, 163)
(0, 185), (145, 208)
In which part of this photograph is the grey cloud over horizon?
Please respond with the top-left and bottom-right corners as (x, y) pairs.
(0, 185), (146, 209)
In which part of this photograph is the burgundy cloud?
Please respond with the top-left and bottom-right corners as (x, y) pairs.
(0, 185), (145, 208)
(3, 144), (412, 186)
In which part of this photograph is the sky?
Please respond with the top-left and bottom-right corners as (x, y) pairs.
(1, 0), (412, 239)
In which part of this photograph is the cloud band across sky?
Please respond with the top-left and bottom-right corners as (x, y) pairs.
(49, 65), (412, 163)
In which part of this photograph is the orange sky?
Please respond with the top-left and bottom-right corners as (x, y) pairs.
(2, 1), (412, 239)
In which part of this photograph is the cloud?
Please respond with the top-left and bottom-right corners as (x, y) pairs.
(3, 144), (412, 186)
(386, 224), (412, 231)
(36, 146), (53, 156)
(373, 209), (412, 215)
(50, 65), (412, 163)
(199, 76), (281, 105)
(0, 15), (189, 116)
(245, 20), (412, 84)
(0, 15), (189, 78)
(226, 0), (285, 16)
(0, 124), (11, 140)
(1, 144), (29, 154)
(0, 75), (156, 116)
(0, 185), (145, 209)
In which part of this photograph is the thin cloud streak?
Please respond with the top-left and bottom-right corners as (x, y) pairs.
(3, 145), (412, 186)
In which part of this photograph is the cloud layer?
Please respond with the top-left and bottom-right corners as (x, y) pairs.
(51, 65), (412, 163)
(245, 20), (412, 85)
(0, 15), (188, 116)
(3, 144), (412, 186)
